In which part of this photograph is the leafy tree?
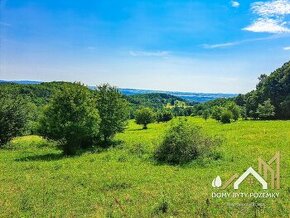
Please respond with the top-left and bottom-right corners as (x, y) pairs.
(155, 119), (220, 164)
(240, 106), (248, 120)
(135, 107), (155, 129)
(281, 95), (290, 118)
(39, 83), (100, 155)
(202, 110), (210, 121)
(257, 99), (275, 120)
(156, 109), (173, 123)
(95, 84), (130, 143)
(236, 61), (290, 119)
(0, 93), (29, 146)
(220, 110), (232, 124)
(227, 102), (240, 121)
(211, 106), (224, 121)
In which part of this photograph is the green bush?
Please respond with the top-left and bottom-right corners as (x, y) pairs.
(227, 102), (240, 121)
(95, 84), (130, 143)
(156, 110), (173, 123)
(257, 99), (275, 120)
(202, 109), (210, 120)
(0, 94), (29, 146)
(155, 119), (220, 164)
(39, 83), (100, 155)
(211, 106), (223, 121)
(220, 110), (232, 124)
(135, 107), (155, 129)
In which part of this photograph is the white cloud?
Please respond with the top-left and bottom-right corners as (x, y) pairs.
(129, 50), (170, 57)
(231, 1), (240, 8)
(283, 46), (290, 49)
(252, 0), (290, 16)
(244, 0), (290, 33)
(243, 18), (290, 33)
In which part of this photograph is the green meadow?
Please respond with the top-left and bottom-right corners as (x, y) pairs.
(0, 117), (289, 217)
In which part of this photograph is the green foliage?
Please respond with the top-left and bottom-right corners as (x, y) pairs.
(280, 95), (290, 118)
(126, 93), (190, 110)
(135, 107), (155, 129)
(0, 93), (29, 145)
(202, 109), (210, 120)
(226, 102), (240, 121)
(236, 61), (290, 119)
(39, 83), (100, 155)
(156, 109), (173, 123)
(211, 106), (224, 121)
(0, 81), (76, 106)
(155, 119), (220, 164)
(95, 84), (130, 142)
(220, 110), (233, 124)
(257, 99), (275, 120)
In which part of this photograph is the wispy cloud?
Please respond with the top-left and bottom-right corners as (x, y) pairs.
(203, 42), (238, 49)
(252, 0), (290, 16)
(203, 35), (283, 49)
(231, 1), (240, 8)
(129, 50), (170, 57)
(284, 46), (290, 50)
(243, 18), (290, 33)
(244, 0), (290, 33)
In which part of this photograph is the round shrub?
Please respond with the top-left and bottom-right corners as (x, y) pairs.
(155, 119), (220, 164)
(220, 110), (233, 124)
(135, 107), (155, 129)
(156, 110), (173, 123)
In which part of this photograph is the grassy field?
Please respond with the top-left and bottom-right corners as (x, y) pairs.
(0, 117), (289, 217)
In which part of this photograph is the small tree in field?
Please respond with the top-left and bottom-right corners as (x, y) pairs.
(257, 99), (275, 120)
(211, 106), (223, 121)
(135, 107), (155, 129)
(220, 110), (232, 124)
(227, 102), (240, 121)
(39, 83), (100, 155)
(0, 94), (29, 146)
(95, 84), (130, 143)
(202, 110), (210, 121)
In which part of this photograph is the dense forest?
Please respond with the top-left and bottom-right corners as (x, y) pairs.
(234, 60), (290, 119)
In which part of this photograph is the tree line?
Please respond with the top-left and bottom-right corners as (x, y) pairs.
(193, 60), (290, 121)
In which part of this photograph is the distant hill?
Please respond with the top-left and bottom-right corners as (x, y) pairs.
(0, 80), (41, 85)
(0, 82), (191, 109)
(119, 88), (236, 103)
(0, 80), (236, 103)
(0, 81), (75, 106)
(125, 93), (194, 109)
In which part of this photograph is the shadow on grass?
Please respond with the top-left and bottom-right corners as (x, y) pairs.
(127, 128), (146, 132)
(15, 153), (65, 162)
(15, 140), (125, 162)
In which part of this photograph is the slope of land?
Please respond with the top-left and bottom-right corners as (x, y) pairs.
(0, 117), (289, 217)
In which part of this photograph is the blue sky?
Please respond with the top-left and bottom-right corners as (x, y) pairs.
(0, 0), (290, 93)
